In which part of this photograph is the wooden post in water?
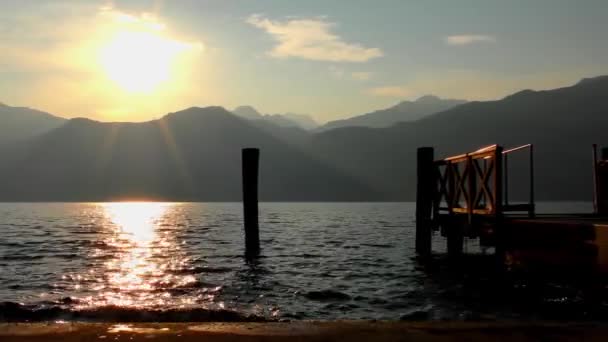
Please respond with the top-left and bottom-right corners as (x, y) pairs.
(242, 148), (260, 256)
(601, 147), (608, 161)
(597, 147), (608, 215)
(593, 144), (599, 214)
(416, 147), (435, 256)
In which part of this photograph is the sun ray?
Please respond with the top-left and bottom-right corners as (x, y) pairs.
(157, 117), (195, 195)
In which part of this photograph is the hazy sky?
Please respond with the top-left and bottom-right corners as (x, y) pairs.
(1, 0), (607, 122)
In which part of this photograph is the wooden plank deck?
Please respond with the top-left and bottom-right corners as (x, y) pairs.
(500, 216), (608, 273)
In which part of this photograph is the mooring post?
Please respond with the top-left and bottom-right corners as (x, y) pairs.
(416, 147), (435, 256)
(597, 147), (608, 215)
(593, 144), (599, 214)
(602, 147), (608, 161)
(242, 148), (260, 257)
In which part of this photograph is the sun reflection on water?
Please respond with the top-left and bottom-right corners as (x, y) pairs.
(70, 202), (203, 309)
(104, 202), (168, 243)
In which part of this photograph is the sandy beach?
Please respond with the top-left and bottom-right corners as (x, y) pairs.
(2, 321), (608, 341)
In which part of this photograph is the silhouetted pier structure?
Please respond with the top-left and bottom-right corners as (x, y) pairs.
(416, 144), (608, 274)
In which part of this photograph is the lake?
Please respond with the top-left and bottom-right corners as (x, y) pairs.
(0, 202), (598, 321)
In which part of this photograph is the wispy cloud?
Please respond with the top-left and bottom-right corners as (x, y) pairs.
(445, 34), (496, 46)
(367, 86), (411, 98)
(247, 14), (383, 62)
(329, 66), (346, 78)
(351, 71), (373, 81)
(329, 66), (373, 81)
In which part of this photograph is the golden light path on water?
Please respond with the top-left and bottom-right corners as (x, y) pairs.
(73, 202), (208, 310)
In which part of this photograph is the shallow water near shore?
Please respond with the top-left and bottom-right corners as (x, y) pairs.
(0, 202), (603, 322)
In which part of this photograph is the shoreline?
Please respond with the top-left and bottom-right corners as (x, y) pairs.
(2, 321), (608, 341)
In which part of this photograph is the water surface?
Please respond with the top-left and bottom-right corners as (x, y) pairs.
(0, 202), (599, 321)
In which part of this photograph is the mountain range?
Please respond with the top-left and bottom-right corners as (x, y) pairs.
(1, 75), (607, 201)
(232, 106), (319, 130)
(232, 95), (466, 131)
(0, 102), (66, 144)
(318, 95), (466, 131)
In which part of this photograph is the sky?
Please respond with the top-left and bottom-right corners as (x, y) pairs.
(1, 0), (607, 123)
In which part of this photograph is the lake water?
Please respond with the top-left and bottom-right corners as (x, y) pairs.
(0, 202), (600, 322)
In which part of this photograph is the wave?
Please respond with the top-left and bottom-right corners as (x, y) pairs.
(0, 302), (269, 322)
(303, 290), (351, 301)
(0, 255), (45, 261)
(168, 266), (232, 275)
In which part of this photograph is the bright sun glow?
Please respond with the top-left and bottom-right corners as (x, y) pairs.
(100, 30), (192, 93)
(103, 202), (170, 243)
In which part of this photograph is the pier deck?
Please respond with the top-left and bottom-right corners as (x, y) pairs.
(498, 215), (608, 272)
(416, 144), (608, 273)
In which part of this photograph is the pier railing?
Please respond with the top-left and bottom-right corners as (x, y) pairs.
(432, 144), (535, 222)
(503, 144), (535, 216)
(433, 144), (502, 220)
(416, 143), (535, 255)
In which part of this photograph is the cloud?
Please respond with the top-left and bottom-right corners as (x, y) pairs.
(351, 71), (373, 81)
(329, 66), (346, 78)
(247, 14), (383, 62)
(367, 86), (411, 98)
(445, 34), (496, 46)
(329, 67), (373, 81)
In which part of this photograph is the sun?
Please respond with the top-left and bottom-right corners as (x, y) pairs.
(100, 30), (191, 93)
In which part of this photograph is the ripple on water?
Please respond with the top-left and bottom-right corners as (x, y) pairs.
(303, 290), (351, 302)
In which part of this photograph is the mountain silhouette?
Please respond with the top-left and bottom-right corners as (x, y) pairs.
(0, 76), (607, 201)
(577, 75), (608, 86)
(280, 113), (318, 130)
(0, 106), (373, 201)
(311, 75), (608, 200)
(232, 106), (318, 130)
(0, 103), (66, 144)
(232, 105), (264, 120)
(318, 95), (466, 131)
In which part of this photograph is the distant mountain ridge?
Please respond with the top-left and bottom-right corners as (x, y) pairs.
(319, 95), (467, 131)
(0, 106), (371, 201)
(278, 113), (318, 130)
(232, 106), (318, 130)
(310, 75), (608, 200)
(577, 75), (608, 85)
(0, 103), (66, 144)
(232, 106), (263, 120)
(1, 75), (607, 201)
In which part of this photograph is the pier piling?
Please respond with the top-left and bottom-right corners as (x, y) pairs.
(447, 224), (464, 257)
(242, 148), (260, 257)
(416, 147), (435, 256)
(602, 147), (608, 161)
(594, 145), (608, 215)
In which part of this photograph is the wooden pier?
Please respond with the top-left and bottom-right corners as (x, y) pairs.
(416, 144), (608, 274)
